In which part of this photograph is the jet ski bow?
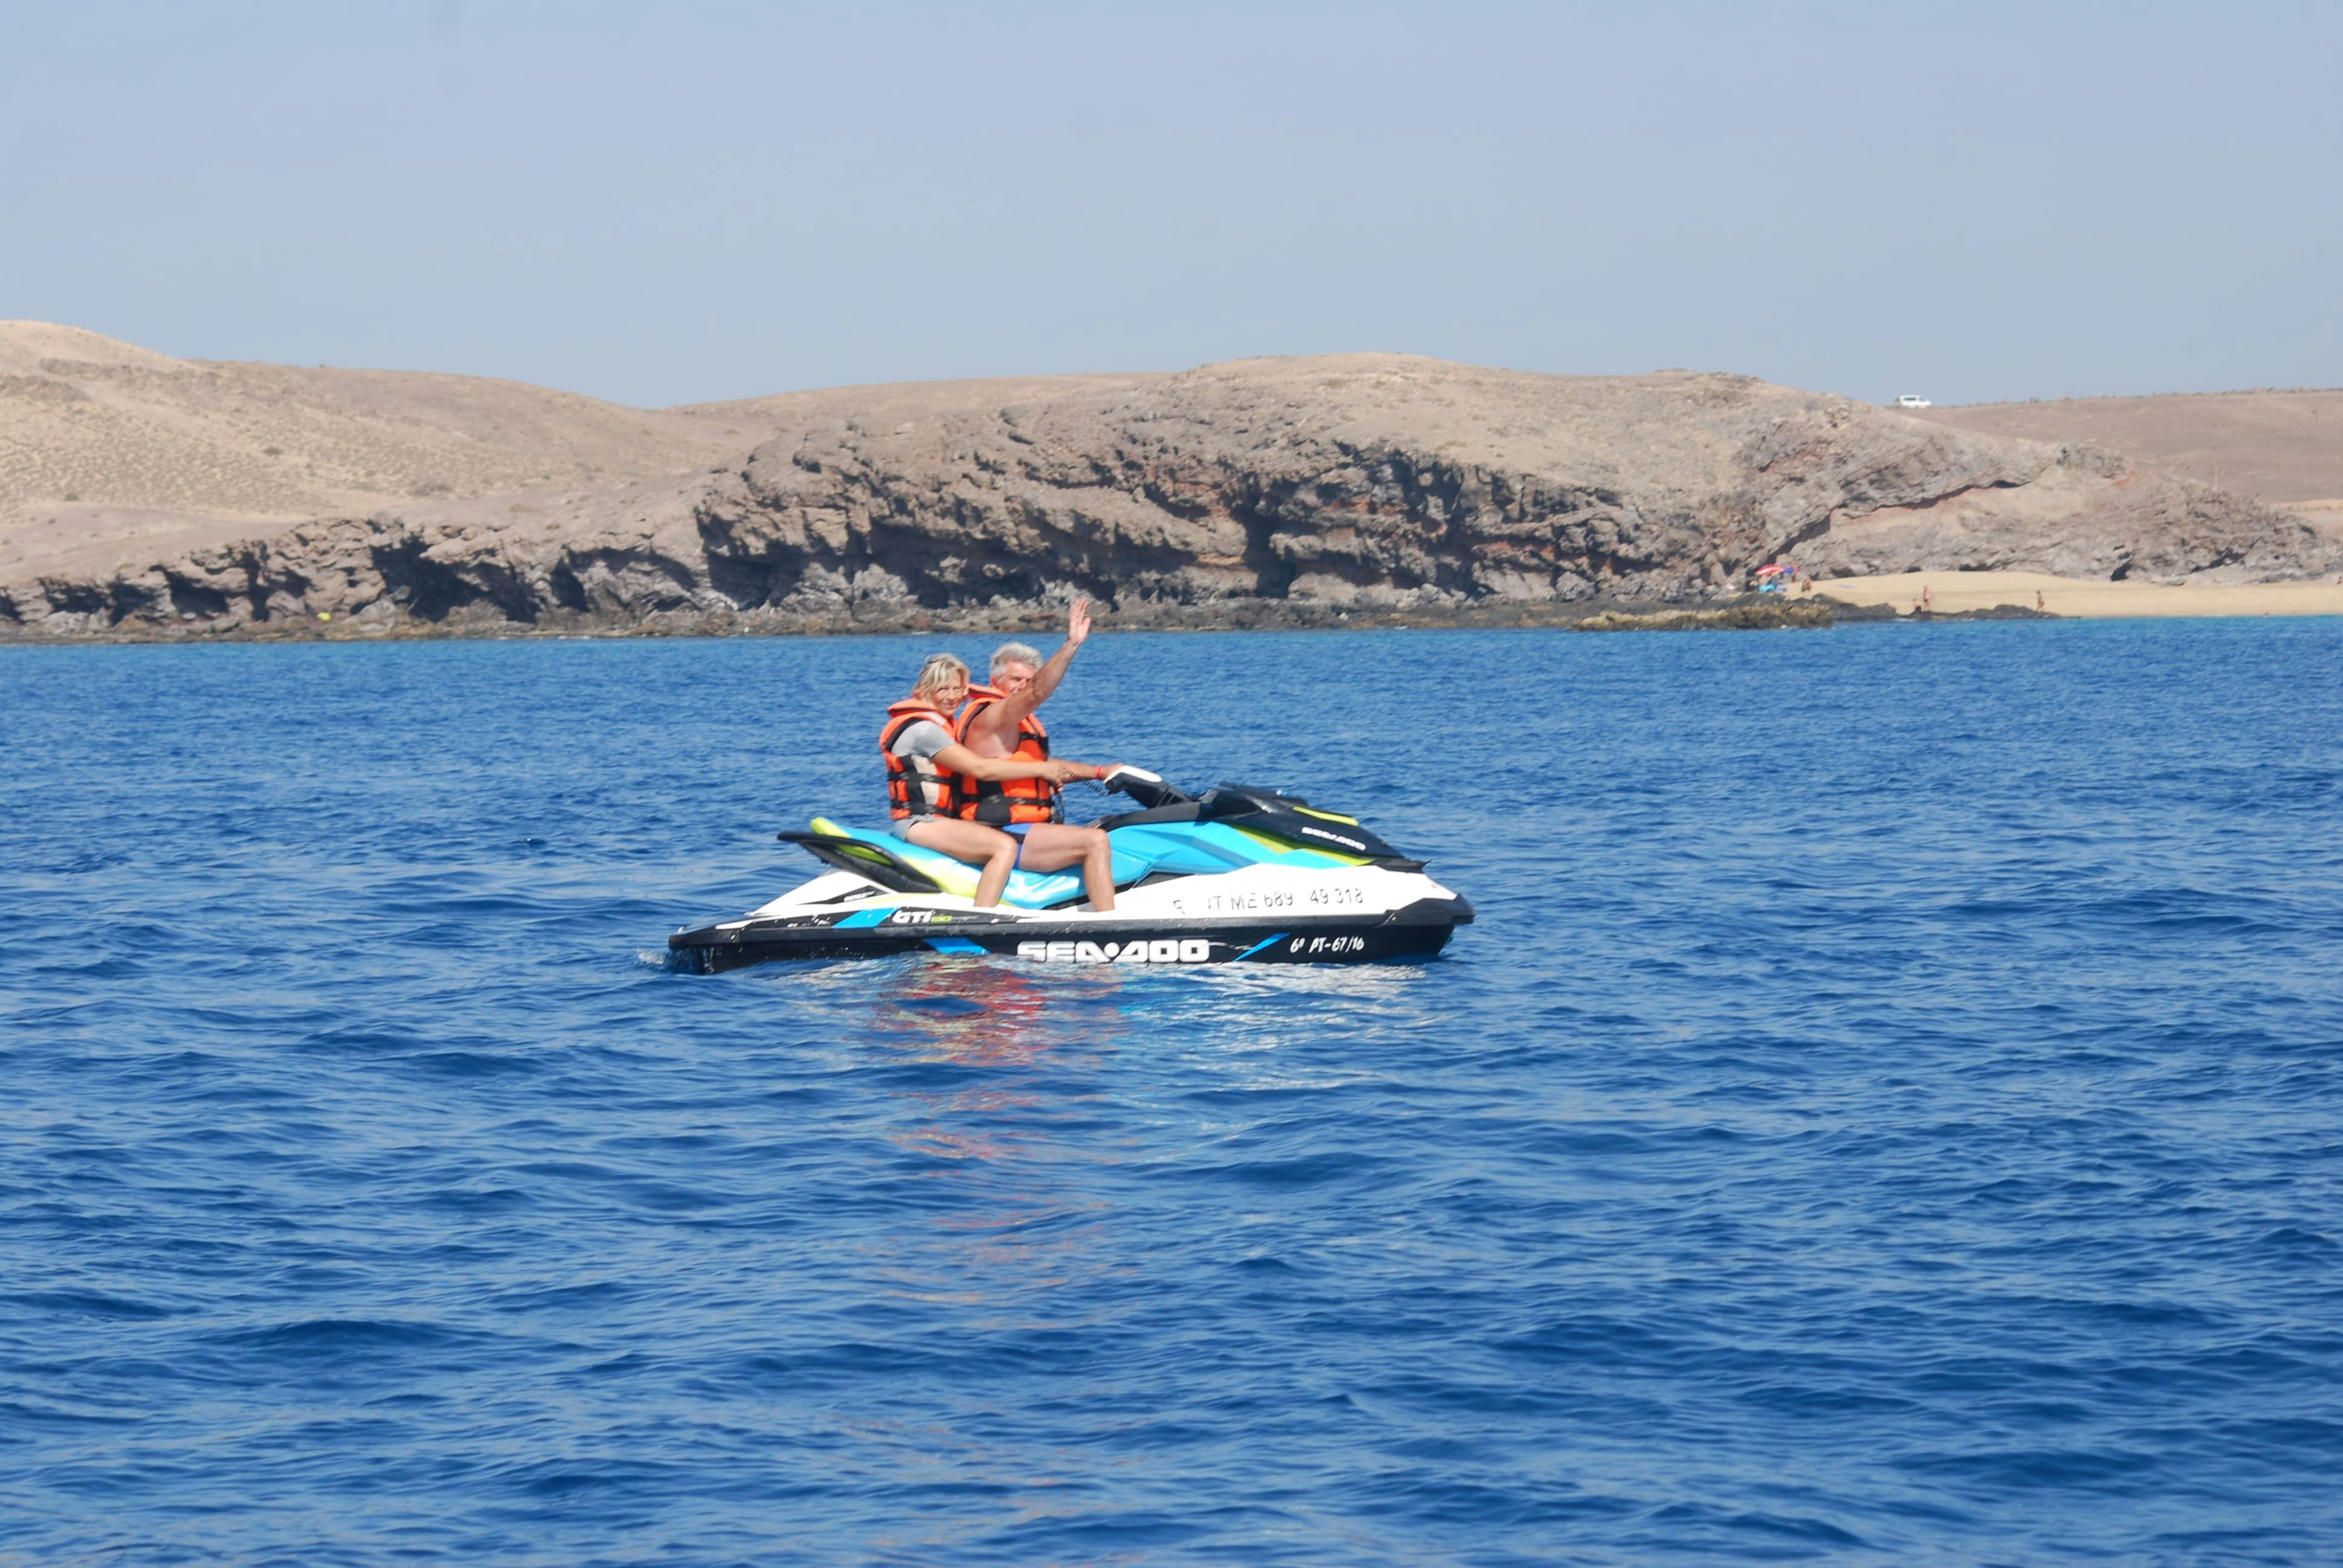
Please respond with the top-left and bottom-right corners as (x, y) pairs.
(668, 767), (1473, 972)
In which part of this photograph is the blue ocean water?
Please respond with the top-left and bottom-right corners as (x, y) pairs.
(4, 621), (2341, 1566)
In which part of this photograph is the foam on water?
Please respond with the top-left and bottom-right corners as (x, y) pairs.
(4, 622), (2341, 1564)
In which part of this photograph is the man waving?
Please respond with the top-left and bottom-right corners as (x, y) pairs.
(949, 598), (1121, 909)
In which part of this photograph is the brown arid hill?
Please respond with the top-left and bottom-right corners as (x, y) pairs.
(1913, 390), (2343, 535)
(4, 329), (2337, 639)
(0, 321), (744, 580)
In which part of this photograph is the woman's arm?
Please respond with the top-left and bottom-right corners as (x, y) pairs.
(933, 742), (1087, 783)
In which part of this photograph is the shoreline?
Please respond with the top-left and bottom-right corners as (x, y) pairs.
(0, 597), (1846, 645)
(5, 573), (2341, 647)
(1812, 570), (2343, 620)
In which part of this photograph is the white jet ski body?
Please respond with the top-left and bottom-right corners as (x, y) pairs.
(669, 771), (1472, 972)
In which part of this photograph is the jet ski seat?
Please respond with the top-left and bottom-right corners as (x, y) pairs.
(785, 812), (1378, 911)
(795, 820), (1141, 909)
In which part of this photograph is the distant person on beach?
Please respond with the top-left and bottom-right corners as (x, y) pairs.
(2037, 590), (2046, 611)
(879, 649), (1109, 909)
(950, 599), (1121, 910)
(1921, 585), (1933, 613)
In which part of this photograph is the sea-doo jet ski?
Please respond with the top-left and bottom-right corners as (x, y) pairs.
(668, 767), (1472, 972)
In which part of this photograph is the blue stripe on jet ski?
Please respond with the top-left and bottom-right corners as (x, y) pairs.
(926, 938), (985, 954)
(835, 907), (893, 928)
(1234, 933), (1288, 960)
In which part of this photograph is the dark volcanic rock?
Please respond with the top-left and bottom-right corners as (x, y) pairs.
(1907, 603), (2064, 621)
(1570, 601), (1838, 632)
(5, 354), (2334, 640)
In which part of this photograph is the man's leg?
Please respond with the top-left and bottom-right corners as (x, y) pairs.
(903, 819), (1020, 907)
(1012, 825), (1117, 912)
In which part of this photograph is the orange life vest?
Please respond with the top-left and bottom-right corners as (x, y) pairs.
(880, 698), (959, 820)
(952, 684), (1063, 826)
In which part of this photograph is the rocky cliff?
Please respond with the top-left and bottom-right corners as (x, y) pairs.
(5, 346), (2334, 639)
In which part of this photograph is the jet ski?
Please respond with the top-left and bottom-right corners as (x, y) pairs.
(668, 767), (1472, 972)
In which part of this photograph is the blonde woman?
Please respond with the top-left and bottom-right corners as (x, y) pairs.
(880, 652), (1116, 909)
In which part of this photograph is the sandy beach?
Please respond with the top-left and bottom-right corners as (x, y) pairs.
(1818, 570), (2343, 620)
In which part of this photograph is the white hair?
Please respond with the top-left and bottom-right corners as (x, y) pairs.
(990, 642), (1042, 679)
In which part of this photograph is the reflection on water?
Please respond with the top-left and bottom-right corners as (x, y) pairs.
(873, 958), (1112, 1063)
(856, 961), (1129, 1306)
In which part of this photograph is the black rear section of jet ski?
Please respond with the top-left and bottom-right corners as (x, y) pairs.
(776, 831), (946, 893)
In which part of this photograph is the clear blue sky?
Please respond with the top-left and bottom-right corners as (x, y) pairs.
(5, 1), (2338, 408)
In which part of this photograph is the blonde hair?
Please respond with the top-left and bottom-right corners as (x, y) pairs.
(910, 652), (970, 701)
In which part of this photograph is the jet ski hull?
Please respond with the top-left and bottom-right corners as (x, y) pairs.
(669, 776), (1471, 974)
(669, 893), (1470, 973)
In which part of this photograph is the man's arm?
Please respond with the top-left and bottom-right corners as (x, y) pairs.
(968, 599), (1091, 745)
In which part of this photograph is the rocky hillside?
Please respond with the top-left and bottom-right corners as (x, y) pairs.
(4, 335), (2335, 639)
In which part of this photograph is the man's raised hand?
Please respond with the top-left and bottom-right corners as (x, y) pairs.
(1066, 598), (1092, 648)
